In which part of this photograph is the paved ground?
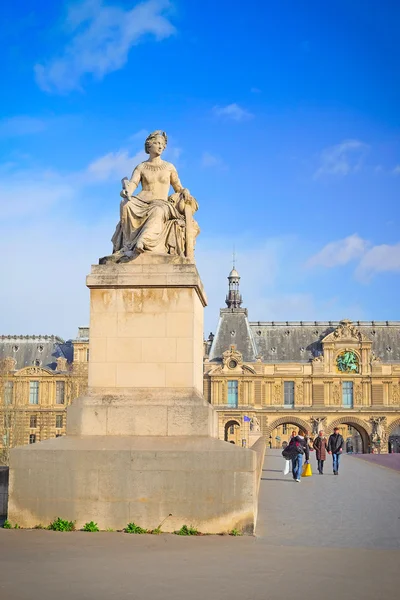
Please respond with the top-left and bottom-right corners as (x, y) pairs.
(1, 450), (399, 600)
(353, 452), (400, 471)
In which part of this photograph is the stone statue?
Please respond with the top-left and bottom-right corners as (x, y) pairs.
(370, 416), (386, 442)
(311, 416), (325, 435)
(107, 131), (199, 263)
(250, 417), (260, 432)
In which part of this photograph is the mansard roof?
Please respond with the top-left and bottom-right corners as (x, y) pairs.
(0, 335), (73, 371)
(209, 315), (400, 363)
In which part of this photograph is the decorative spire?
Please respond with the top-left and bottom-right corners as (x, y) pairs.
(225, 258), (242, 309)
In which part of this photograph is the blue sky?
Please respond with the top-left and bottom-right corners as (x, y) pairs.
(0, 0), (399, 339)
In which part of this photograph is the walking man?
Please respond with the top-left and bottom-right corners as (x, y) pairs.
(313, 430), (328, 474)
(289, 430), (309, 482)
(328, 427), (344, 475)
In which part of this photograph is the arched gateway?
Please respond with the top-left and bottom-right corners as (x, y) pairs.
(265, 416), (311, 440)
(326, 417), (371, 454)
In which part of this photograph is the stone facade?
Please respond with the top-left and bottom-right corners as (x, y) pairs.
(0, 329), (88, 464)
(204, 268), (400, 454)
(3, 269), (400, 457)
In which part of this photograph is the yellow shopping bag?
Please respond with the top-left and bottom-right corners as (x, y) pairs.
(302, 462), (312, 477)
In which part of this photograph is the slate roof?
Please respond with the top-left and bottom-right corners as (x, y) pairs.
(208, 313), (400, 363)
(209, 309), (258, 362)
(250, 321), (400, 363)
(0, 335), (73, 371)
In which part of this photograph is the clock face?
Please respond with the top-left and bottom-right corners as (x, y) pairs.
(336, 350), (359, 373)
(228, 360), (237, 369)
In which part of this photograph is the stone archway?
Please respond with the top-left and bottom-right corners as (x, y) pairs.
(326, 417), (371, 454)
(388, 419), (400, 453)
(224, 419), (241, 443)
(265, 416), (311, 440)
(387, 418), (400, 436)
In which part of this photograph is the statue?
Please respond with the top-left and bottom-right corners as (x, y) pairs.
(311, 416), (325, 436)
(336, 350), (359, 373)
(250, 417), (260, 432)
(106, 131), (199, 263)
(370, 416), (386, 443)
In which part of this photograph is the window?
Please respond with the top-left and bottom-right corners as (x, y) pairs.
(227, 380), (238, 407)
(284, 381), (295, 407)
(30, 415), (37, 428)
(56, 381), (65, 405)
(29, 434), (36, 444)
(342, 382), (353, 408)
(283, 424), (287, 434)
(86, 349), (90, 362)
(4, 414), (12, 429)
(4, 381), (13, 404)
(230, 425), (235, 434)
(348, 425), (353, 434)
(29, 381), (39, 404)
(56, 415), (63, 429)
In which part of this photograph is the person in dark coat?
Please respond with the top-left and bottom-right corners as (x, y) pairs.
(313, 430), (328, 474)
(287, 430), (309, 482)
(327, 427), (345, 475)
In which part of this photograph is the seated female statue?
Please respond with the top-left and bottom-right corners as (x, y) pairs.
(111, 130), (198, 260)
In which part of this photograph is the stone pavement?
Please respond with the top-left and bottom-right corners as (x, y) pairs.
(1, 449), (399, 600)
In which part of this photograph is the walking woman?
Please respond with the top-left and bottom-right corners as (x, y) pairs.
(313, 430), (328, 474)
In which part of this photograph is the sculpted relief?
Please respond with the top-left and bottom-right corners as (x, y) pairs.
(102, 130), (199, 263)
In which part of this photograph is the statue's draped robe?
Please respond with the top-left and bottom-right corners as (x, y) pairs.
(112, 190), (186, 256)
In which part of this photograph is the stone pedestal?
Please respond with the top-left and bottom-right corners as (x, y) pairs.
(9, 255), (262, 533)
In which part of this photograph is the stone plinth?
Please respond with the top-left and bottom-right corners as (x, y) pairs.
(9, 436), (258, 533)
(9, 254), (263, 533)
(67, 255), (215, 437)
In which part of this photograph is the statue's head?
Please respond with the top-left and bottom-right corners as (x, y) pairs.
(145, 130), (168, 155)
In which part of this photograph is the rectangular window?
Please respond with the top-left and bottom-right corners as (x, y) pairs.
(283, 424), (287, 434)
(29, 381), (39, 405)
(30, 415), (37, 428)
(342, 382), (354, 408)
(227, 380), (238, 408)
(56, 381), (65, 405)
(56, 415), (63, 429)
(284, 381), (295, 407)
(4, 381), (13, 404)
(29, 434), (36, 444)
(4, 414), (12, 429)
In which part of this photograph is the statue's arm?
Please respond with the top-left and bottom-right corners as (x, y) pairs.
(170, 167), (185, 193)
(121, 165), (141, 198)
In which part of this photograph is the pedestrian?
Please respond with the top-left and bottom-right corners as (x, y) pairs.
(289, 429), (309, 482)
(313, 430), (328, 474)
(327, 427), (344, 475)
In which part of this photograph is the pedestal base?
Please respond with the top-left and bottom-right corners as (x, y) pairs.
(9, 435), (258, 533)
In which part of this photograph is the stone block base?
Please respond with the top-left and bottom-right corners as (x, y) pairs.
(67, 389), (217, 437)
(9, 435), (258, 534)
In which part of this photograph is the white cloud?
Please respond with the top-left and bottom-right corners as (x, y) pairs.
(313, 139), (369, 179)
(306, 234), (368, 268)
(356, 243), (400, 281)
(85, 149), (146, 181)
(35, 0), (176, 93)
(307, 234), (400, 283)
(392, 165), (400, 175)
(201, 152), (225, 169)
(212, 103), (253, 122)
(0, 116), (46, 137)
(0, 165), (75, 220)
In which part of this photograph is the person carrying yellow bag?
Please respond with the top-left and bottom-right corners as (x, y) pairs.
(302, 461), (312, 477)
